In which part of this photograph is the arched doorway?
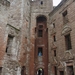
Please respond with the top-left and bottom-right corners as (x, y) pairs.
(37, 68), (44, 75)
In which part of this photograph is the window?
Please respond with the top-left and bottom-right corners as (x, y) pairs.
(6, 35), (13, 55)
(53, 35), (56, 42)
(62, 10), (67, 17)
(67, 66), (74, 75)
(60, 71), (64, 75)
(54, 50), (56, 57)
(62, 10), (68, 24)
(38, 30), (43, 37)
(21, 66), (26, 75)
(41, 1), (43, 5)
(0, 67), (2, 75)
(53, 23), (55, 28)
(38, 47), (43, 56)
(65, 34), (72, 50)
(54, 66), (57, 75)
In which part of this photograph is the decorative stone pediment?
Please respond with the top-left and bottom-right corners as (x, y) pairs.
(52, 57), (58, 65)
(62, 26), (72, 35)
(62, 51), (74, 61)
(6, 24), (20, 37)
(58, 61), (64, 70)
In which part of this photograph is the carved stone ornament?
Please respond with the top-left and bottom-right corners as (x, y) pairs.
(52, 57), (58, 65)
(58, 61), (64, 70)
(6, 24), (19, 37)
(62, 25), (72, 35)
(62, 51), (74, 61)
(51, 42), (57, 50)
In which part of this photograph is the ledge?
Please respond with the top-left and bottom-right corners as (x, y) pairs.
(7, 24), (20, 31)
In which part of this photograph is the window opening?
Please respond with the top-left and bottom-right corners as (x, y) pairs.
(38, 47), (43, 56)
(67, 66), (74, 75)
(53, 35), (56, 42)
(41, 1), (43, 5)
(6, 35), (13, 55)
(65, 34), (72, 50)
(54, 66), (57, 75)
(54, 50), (56, 57)
(0, 67), (2, 75)
(38, 30), (43, 37)
(60, 71), (64, 75)
(53, 23), (55, 28)
(62, 10), (68, 24)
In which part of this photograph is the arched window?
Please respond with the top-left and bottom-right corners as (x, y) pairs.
(36, 15), (47, 23)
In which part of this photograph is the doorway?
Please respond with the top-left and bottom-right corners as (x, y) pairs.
(37, 68), (44, 75)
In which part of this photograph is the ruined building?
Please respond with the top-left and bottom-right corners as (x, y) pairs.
(0, 0), (75, 75)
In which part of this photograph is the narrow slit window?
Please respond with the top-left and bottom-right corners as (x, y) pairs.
(54, 50), (56, 57)
(53, 35), (56, 42)
(53, 23), (55, 28)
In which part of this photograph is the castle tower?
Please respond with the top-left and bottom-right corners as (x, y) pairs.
(30, 0), (53, 75)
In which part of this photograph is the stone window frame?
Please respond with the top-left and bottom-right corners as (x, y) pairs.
(62, 10), (69, 24)
(38, 29), (43, 37)
(64, 33), (72, 50)
(38, 47), (43, 56)
(6, 34), (14, 56)
(53, 35), (56, 42)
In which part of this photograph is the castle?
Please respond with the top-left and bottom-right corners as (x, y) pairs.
(0, 0), (75, 75)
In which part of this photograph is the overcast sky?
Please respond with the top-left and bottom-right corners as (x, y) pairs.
(53, 0), (61, 6)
